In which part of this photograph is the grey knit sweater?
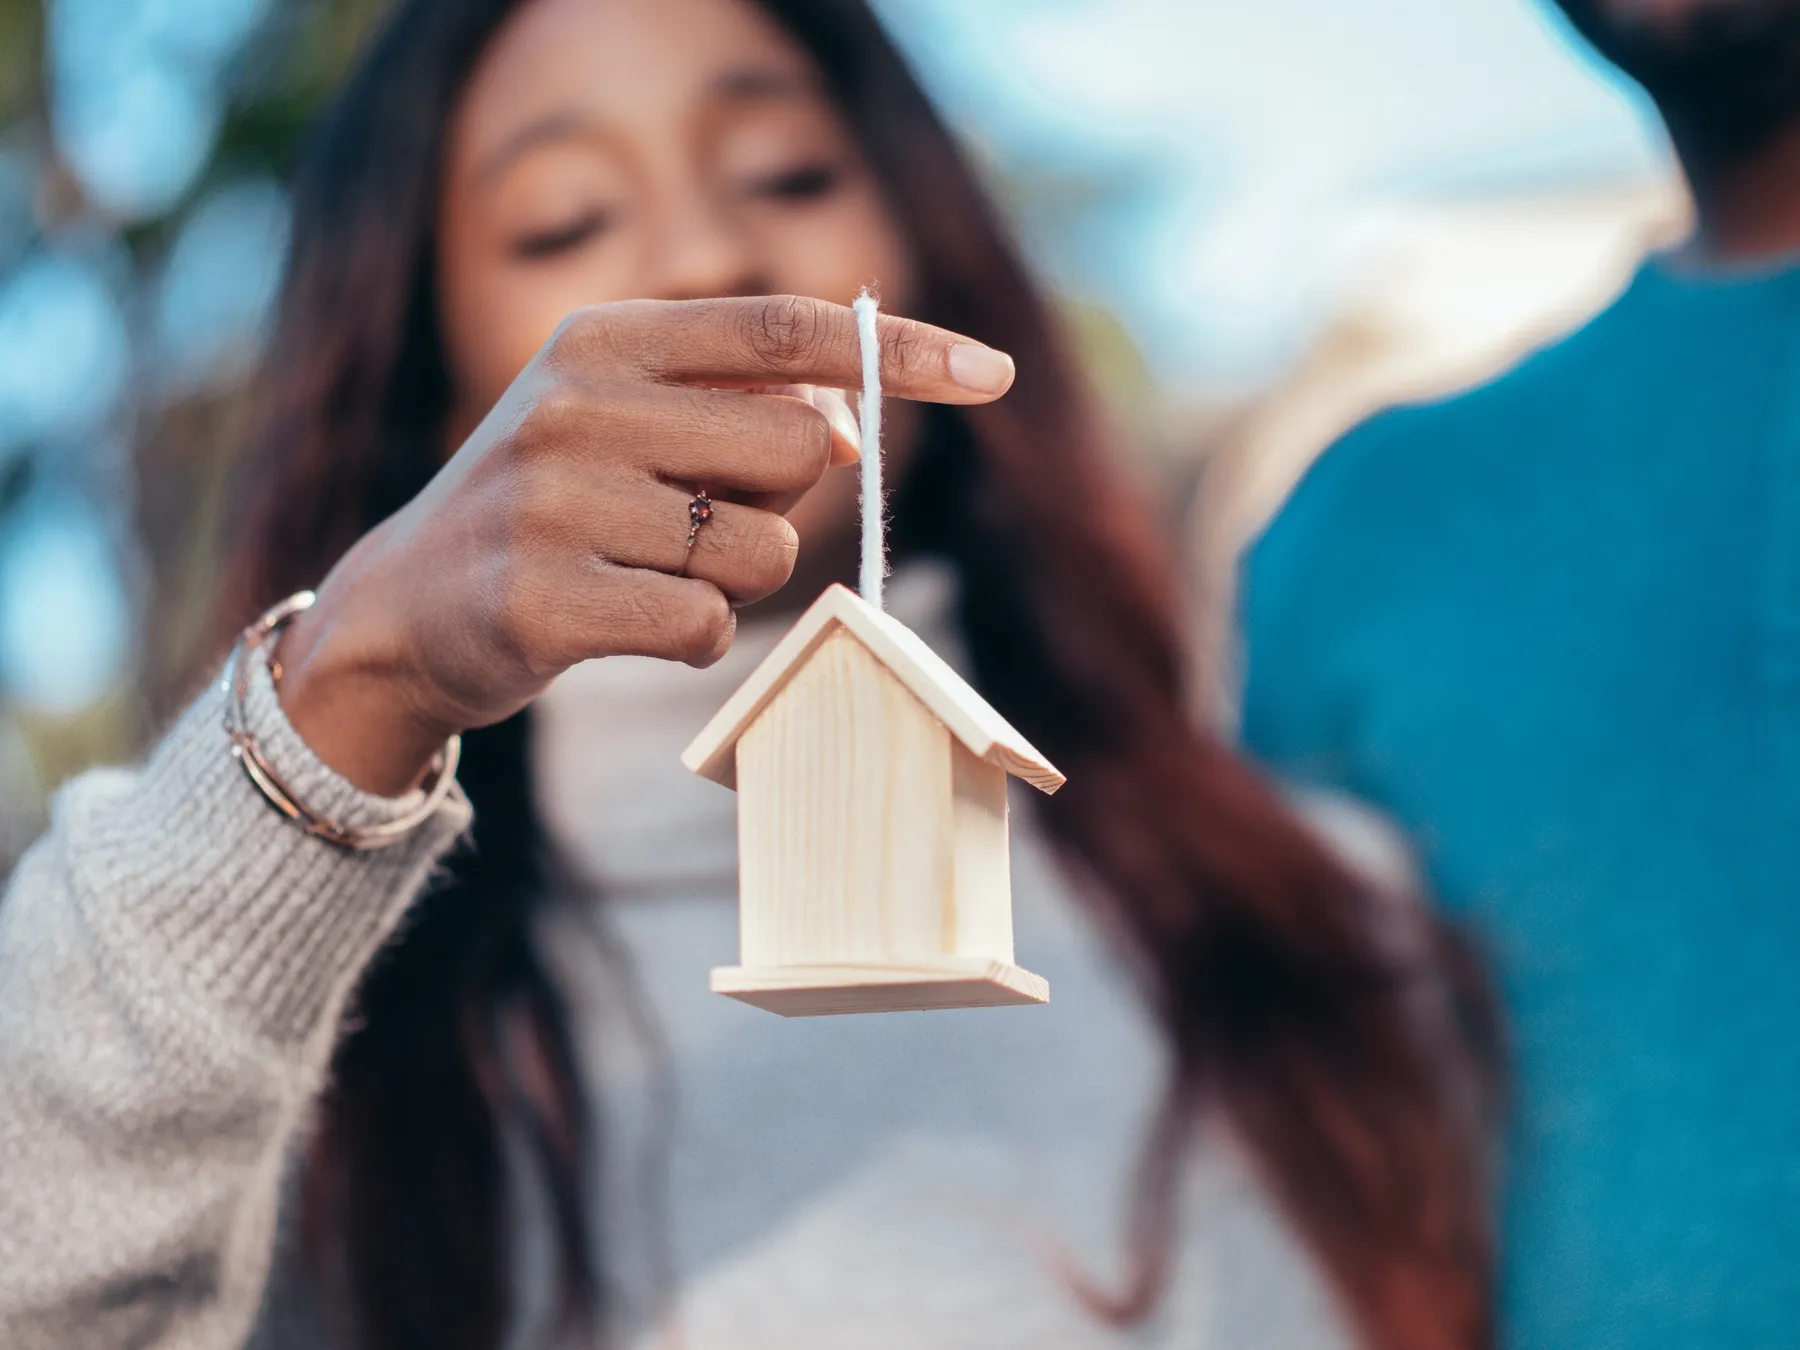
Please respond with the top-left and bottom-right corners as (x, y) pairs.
(0, 612), (1353, 1350)
(0, 656), (470, 1350)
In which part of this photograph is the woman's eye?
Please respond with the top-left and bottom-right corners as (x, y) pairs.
(746, 163), (841, 203)
(509, 210), (615, 260)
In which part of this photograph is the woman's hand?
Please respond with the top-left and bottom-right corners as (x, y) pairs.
(273, 295), (1015, 796)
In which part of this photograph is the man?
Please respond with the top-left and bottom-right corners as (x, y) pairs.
(1240, 2), (1800, 1344)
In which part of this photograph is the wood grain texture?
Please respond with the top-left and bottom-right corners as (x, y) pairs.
(710, 959), (1050, 1016)
(951, 747), (1014, 963)
(736, 628), (953, 967)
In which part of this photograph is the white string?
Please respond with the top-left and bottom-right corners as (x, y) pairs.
(853, 289), (886, 610)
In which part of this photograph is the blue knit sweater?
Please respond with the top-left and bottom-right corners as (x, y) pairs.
(1241, 260), (1800, 1347)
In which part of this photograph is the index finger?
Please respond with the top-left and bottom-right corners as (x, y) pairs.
(593, 295), (1016, 405)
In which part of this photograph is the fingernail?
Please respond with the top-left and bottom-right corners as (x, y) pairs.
(948, 343), (1015, 395)
(813, 388), (862, 458)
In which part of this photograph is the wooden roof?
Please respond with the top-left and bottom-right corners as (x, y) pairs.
(681, 583), (1065, 794)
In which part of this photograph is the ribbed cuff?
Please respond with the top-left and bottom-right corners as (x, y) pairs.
(62, 654), (472, 1047)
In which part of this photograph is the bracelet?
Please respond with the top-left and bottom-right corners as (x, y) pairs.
(223, 590), (462, 851)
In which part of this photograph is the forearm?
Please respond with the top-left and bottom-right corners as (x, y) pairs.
(0, 657), (470, 1350)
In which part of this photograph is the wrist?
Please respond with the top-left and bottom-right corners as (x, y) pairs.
(277, 590), (457, 797)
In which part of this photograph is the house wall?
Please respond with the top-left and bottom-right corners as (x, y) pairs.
(735, 627), (956, 966)
(951, 748), (1014, 962)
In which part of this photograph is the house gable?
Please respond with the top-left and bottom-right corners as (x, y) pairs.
(682, 583), (1064, 793)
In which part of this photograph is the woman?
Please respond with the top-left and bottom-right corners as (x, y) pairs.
(0, 1), (1500, 1348)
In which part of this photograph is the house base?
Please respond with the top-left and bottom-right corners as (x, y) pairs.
(710, 958), (1049, 1017)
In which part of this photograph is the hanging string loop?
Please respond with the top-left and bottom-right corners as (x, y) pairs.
(852, 289), (886, 611)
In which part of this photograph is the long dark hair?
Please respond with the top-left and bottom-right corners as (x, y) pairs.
(225, 2), (1504, 1347)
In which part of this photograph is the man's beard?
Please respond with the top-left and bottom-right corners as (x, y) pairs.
(1555, 0), (1800, 162)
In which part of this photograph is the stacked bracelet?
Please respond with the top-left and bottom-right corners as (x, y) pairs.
(223, 590), (461, 851)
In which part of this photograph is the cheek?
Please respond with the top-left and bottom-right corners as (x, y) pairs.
(437, 260), (560, 419)
(755, 186), (916, 315)
(439, 245), (648, 419)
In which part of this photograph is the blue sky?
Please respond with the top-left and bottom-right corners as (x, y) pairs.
(873, 0), (1673, 385)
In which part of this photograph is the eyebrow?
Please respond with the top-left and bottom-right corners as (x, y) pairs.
(710, 66), (814, 102)
(473, 111), (594, 187)
(472, 66), (820, 187)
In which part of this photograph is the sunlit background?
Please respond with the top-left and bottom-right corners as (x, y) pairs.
(0, 0), (1685, 856)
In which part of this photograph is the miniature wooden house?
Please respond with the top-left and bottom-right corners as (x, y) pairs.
(682, 583), (1064, 1016)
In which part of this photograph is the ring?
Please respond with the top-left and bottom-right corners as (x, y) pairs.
(682, 489), (713, 573)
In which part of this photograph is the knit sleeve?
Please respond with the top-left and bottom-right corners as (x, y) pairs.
(0, 655), (471, 1350)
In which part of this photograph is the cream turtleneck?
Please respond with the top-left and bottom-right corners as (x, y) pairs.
(530, 565), (1349, 1349)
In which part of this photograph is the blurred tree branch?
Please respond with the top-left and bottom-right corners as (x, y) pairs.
(0, 0), (43, 127)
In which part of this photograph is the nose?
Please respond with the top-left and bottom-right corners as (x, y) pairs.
(643, 187), (767, 301)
